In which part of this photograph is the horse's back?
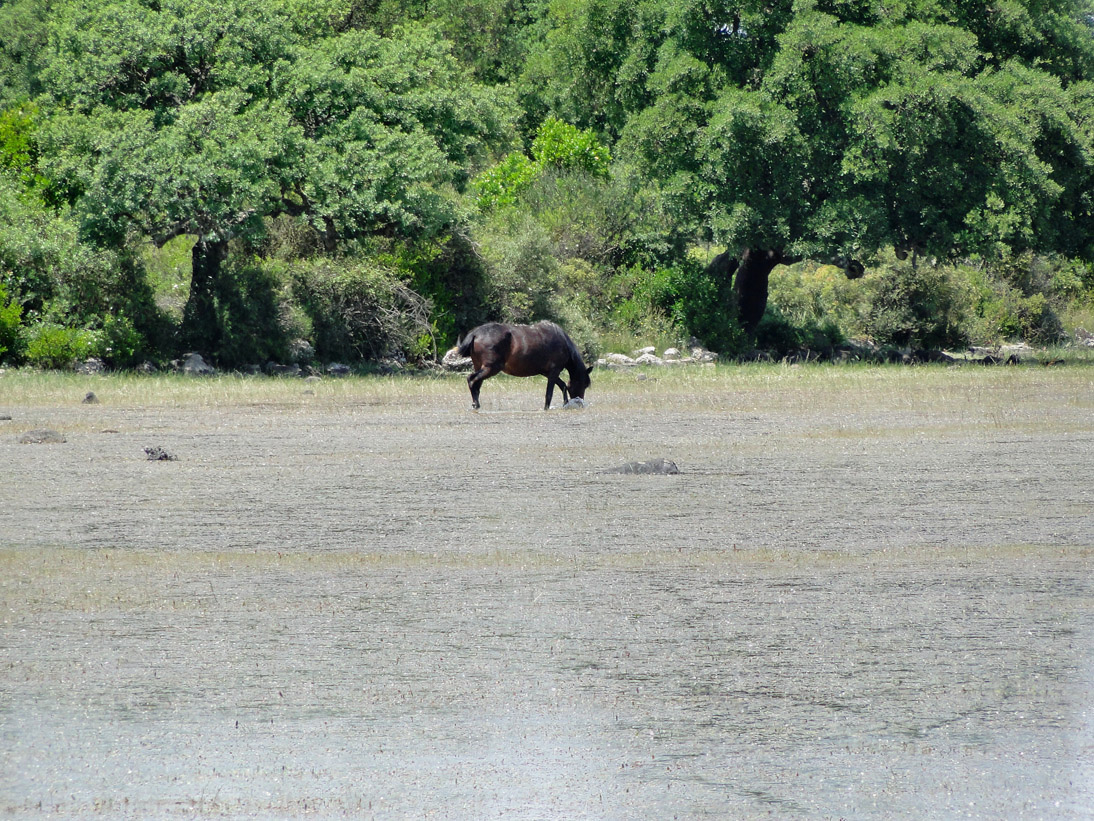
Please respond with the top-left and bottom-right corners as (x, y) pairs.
(461, 320), (577, 376)
(504, 322), (573, 376)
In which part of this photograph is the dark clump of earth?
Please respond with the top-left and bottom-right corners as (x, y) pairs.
(602, 458), (679, 474)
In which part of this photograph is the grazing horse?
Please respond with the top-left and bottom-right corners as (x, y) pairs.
(457, 321), (592, 410)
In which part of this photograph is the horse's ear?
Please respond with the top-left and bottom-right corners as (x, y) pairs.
(586, 365), (594, 376)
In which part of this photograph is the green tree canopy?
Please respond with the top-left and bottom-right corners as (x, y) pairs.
(28, 0), (515, 345)
(530, 0), (1094, 330)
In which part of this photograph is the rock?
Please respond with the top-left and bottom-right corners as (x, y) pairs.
(1075, 328), (1094, 347)
(633, 346), (657, 357)
(1000, 343), (1033, 362)
(82, 391), (100, 404)
(602, 458), (680, 475)
(136, 361), (158, 374)
(290, 339), (315, 363)
(604, 353), (636, 367)
(265, 362), (301, 377)
(179, 352), (215, 375)
(18, 429), (66, 444)
(442, 347), (472, 370)
(144, 445), (177, 461)
(0, 414), (12, 421)
(663, 347), (682, 360)
(304, 375), (322, 384)
(327, 363), (351, 377)
(634, 353), (664, 366)
(739, 350), (774, 363)
(74, 357), (105, 375)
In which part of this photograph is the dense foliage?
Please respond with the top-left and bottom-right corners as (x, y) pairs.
(1, 0), (1093, 368)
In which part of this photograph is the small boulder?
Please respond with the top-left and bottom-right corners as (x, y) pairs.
(82, 391), (100, 404)
(143, 446), (177, 461)
(179, 353), (215, 375)
(442, 348), (472, 370)
(18, 429), (66, 444)
(74, 357), (106, 375)
(603, 458), (680, 475)
(290, 339), (315, 363)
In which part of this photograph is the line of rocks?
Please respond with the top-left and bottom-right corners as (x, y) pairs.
(64, 327), (1094, 379)
(598, 343), (719, 369)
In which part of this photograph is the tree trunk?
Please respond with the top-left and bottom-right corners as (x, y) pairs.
(705, 248), (785, 335)
(182, 236), (228, 353)
(732, 249), (783, 333)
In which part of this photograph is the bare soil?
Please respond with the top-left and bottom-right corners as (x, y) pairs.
(1, 365), (1092, 818)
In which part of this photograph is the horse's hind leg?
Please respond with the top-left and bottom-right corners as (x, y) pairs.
(468, 366), (500, 410)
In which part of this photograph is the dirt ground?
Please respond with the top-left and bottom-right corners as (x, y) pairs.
(1, 365), (1092, 818)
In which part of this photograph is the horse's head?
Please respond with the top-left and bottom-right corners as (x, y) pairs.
(567, 365), (593, 399)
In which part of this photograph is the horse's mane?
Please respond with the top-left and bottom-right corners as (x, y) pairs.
(535, 321), (583, 367)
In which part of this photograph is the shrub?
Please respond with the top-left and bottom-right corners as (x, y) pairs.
(862, 265), (970, 349)
(531, 117), (611, 178)
(0, 282), (23, 362)
(95, 313), (144, 367)
(292, 259), (434, 362)
(471, 118), (610, 211)
(24, 323), (96, 368)
(471, 152), (537, 210)
(768, 263), (870, 338)
(207, 257), (293, 367)
(476, 213), (560, 323)
(754, 308), (844, 356)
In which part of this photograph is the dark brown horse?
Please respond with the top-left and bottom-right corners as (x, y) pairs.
(457, 321), (592, 410)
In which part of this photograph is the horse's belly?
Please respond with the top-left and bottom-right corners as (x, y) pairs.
(503, 361), (545, 377)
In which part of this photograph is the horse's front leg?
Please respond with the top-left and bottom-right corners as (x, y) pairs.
(543, 372), (568, 410)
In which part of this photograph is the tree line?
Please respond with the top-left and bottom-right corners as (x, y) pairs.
(1, 0), (1093, 369)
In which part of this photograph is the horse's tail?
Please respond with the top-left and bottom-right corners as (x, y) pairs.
(456, 331), (475, 358)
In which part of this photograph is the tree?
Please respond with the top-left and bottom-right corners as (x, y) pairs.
(542, 0), (1094, 336)
(32, 0), (514, 352)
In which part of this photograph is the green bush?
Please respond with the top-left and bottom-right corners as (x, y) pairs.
(768, 263), (870, 338)
(476, 213), (560, 323)
(471, 152), (538, 210)
(292, 259), (434, 362)
(207, 258), (293, 367)
(862, 265), (969, 349)
(471, 118), (610, 211)
(531, 117), (611, 178)
(754, 308), (844, 356)
(96, 313), (144, 367)
(959, 258), (1066, 344)
(0, 282), (23, 362)
(24, 323), (96, 368)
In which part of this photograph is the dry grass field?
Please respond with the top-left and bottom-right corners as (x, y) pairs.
(1, 363), (1092, 818)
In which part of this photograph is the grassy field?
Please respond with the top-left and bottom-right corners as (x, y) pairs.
(2, 360), (1092, 818)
